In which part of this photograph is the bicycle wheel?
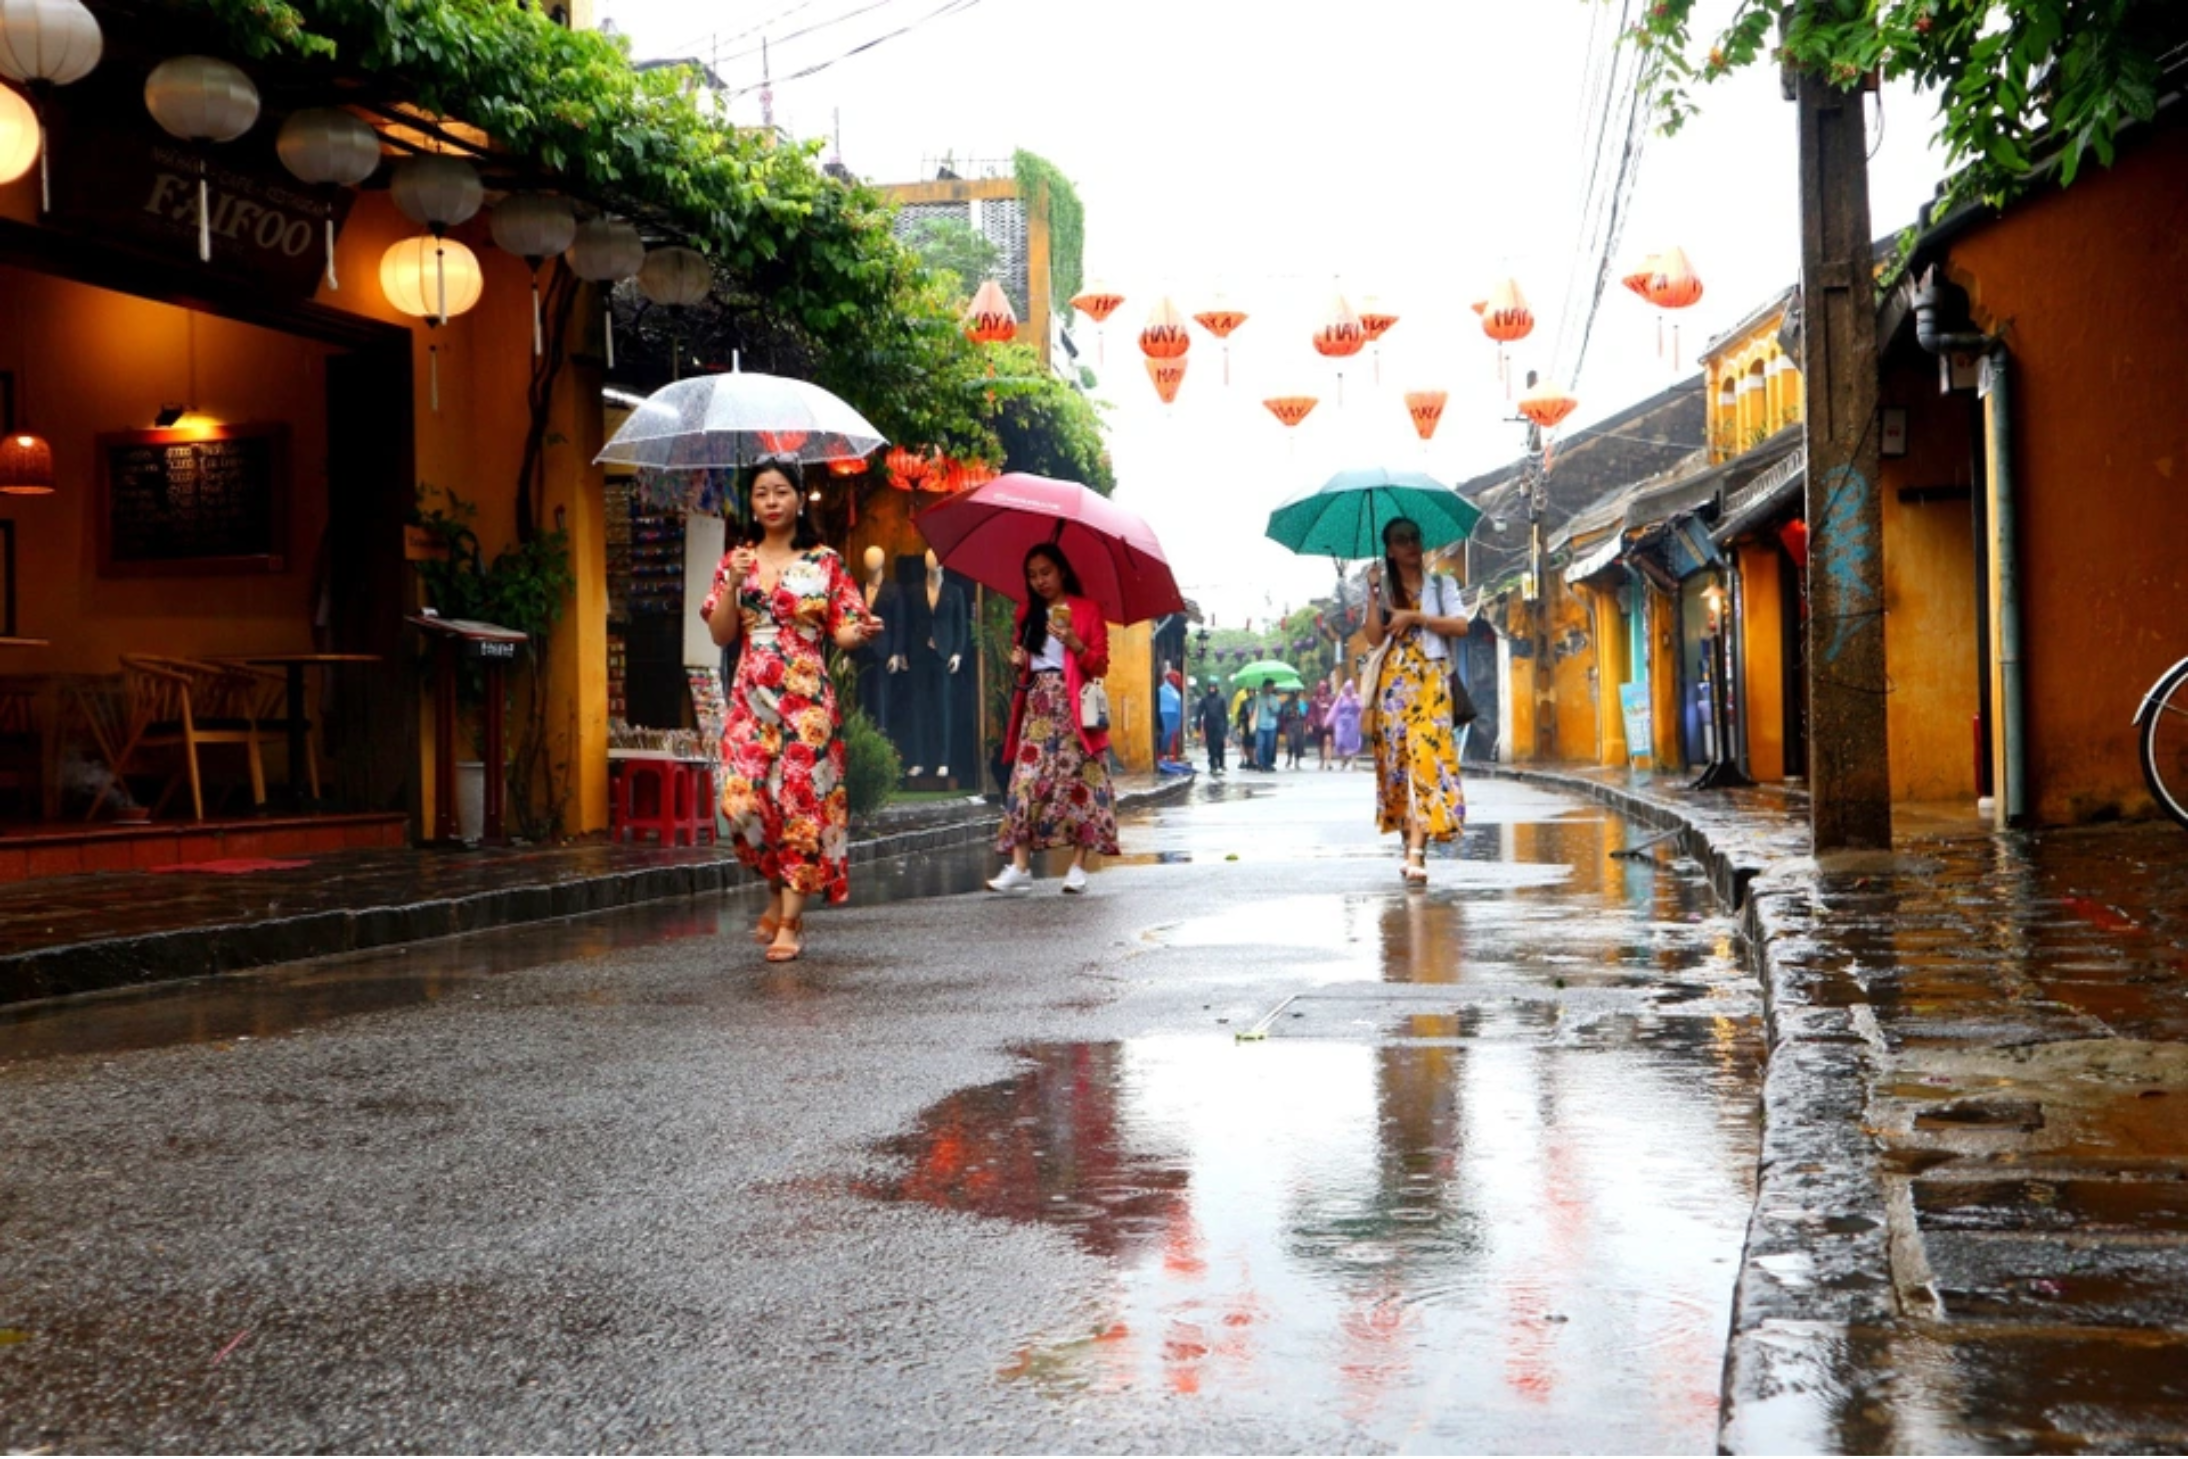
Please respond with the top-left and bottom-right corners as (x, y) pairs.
(2138, 658), (2188, 829)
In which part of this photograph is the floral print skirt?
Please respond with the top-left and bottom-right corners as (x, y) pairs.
(998, 672), (1120, 856)
(719, 645), (852, 904)
(1372, 638), (1466, 842)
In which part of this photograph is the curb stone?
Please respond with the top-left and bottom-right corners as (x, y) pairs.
(0, 776), (1197, 1009)
(1476, 765), (1895, 1454)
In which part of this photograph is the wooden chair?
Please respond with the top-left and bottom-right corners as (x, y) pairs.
(210, 659), (320, 802)
(77, 656), (268, 821)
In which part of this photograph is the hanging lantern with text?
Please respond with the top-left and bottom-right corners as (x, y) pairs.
(1138, 295), (1190, 361)
(1517, 380), (1579, 431)
(1402, 388), (1447, 442)
(1312, 290), (1365, 404)
(275, 107), (380, 291)
(963, 277), (1018, 345)
(1643, 246), (1704, 368)
(1145, 355), (1186, 405)
(566, 216), (644, 369)
(1358, 296), (1398, 384)
(1192, 295), (1247, 384)
(1478, 276), (1533, 392)
(381, 234), (483, 412)
(0, 0), (101, 210)
(1263, 395), (1318, 429)
(489, 193), (578, 356)
(1069, 279), (1123, 361)
(143, 55), (259, 263)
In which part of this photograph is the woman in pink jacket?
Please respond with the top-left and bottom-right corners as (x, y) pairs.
(989, 543), (1118, 895)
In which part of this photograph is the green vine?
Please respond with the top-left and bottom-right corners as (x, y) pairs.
(1012, 148), (1084, 310)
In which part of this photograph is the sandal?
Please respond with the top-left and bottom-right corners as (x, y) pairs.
(1402, 852), (1428, 888)
(764, 917), (804, 963)
(753, 913), (780, 945)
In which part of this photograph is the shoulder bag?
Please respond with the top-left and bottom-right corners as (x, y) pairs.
(1431, 574), (1480, 727)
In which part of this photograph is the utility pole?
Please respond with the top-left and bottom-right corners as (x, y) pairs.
(1794, 59), (1892, 847)
(759, 37), (774, 132)
(1522, 369), (1552, 761)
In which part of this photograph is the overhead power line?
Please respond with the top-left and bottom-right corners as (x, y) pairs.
(726, 0), (987, 100)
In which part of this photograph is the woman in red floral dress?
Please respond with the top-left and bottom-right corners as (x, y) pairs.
(703, 455), (884, 962)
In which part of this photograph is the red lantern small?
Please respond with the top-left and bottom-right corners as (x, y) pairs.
(1264, 395), (1318, 428)
(1146, 356), (1187, 405)
(758, 429), (809, 454)
(884, 445), (927, 491)
(1139, 296), (1190, 360)
(1402, 389), (1447, 441)
(1479, 278), (1533, 344)
(1194, 298), (1248, 385)
(827, 456), (866, 477)
(963, 278), (1018, 346)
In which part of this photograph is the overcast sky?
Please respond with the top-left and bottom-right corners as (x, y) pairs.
(602, 0), (1951, 628)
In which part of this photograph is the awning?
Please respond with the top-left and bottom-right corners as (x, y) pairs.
(1713, 447), (1807, 546)
(1563, 531), (1632, 585)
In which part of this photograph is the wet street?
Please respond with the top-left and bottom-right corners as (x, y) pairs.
(0, 774), (1762, 1454)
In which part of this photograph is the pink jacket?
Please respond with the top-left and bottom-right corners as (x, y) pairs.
(1004, 594), (1111, 761)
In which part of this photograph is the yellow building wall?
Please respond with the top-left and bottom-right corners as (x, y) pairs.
(1580, 583), (1630, 765)
(1735, 545), (1786, 782)
(0, 170), (607, 835)
(1703, 315), (1803, 463)
(1647, 582), (1683, 770)
(1106, 620), (1155, 772)
(1548, 580), (1597, 764)
(1947, 122), (2188, 822)
(1879, 363), (1981, 805)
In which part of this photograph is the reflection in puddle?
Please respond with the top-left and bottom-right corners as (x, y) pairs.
(866, 1031), (1759, 1452)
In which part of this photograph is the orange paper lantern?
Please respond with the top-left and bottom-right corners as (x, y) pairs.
(1139, 296), (1190, 359)
(1145, 356), (1187, 404)
(1263, 395), (1318, 428)
(758, 429), (809, 454)
(1193, 305), (1247, 338)
(1358, 302), (1399, 342)
(884, 445), (927, 491)
(1518, 381), (1579, 430)
(963, 278), (1018, 345)
(1402, 389), (1448, 441)
(1312, 292), (1365, 358)
(1070, 283), (1124, 323)
(1645, 247), (1703, 309)
(1621, 253), (1661, 300)
(827, 456), (867, 477)
(1479, 278), (1533, 344)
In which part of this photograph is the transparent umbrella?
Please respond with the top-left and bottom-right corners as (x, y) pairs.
(595, 371), (887, 473)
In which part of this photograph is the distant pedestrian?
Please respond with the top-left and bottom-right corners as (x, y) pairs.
(1363, 516), (1469, 886)
(1234, 689), (1254, 766)
(1253, 679), (1281, 771)
(989, 543), (1118, 895)
(703, 453), (885, 963)
(1157, 665), (1183, 764)
(1331, 678), (1364, 770)
(1281, 691), (1307, 768)
(1309, 680), (1335, 769)
(1198, 683), (1229, 775)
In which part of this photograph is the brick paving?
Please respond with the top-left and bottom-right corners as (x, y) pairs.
(1489, 764), (2188, 1453)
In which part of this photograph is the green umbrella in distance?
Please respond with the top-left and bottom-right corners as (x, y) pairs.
(1231, 659), (1304, 691)
(1265, 466), (1484, 560)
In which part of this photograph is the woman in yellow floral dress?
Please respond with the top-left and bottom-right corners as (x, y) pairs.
(1365, 516), (1469, 887)
(702, 455), (884, 961)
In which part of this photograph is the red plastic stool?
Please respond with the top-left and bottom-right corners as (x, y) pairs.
(610, 757), (680, 845)
(686, 762), (717, 845)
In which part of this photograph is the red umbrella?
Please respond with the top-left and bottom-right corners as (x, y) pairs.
(913, 473), (1186, 626)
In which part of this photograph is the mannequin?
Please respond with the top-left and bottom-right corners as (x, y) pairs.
(904, 548), (969, 779)
(855, 545), (905, 741)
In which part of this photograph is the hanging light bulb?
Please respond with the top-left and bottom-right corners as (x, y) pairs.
(0, 0), (102, 210)
(143, 56), (260, 263)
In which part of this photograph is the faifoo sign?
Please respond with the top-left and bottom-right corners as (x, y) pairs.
(45, 69), (356, 299)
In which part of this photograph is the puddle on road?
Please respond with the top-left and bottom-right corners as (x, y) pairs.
(861, 1032), (1758, 1453)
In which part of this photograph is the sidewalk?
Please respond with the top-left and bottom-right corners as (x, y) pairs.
(1486, 764), (2188, 1454)
(0, 775), (1194, 1007)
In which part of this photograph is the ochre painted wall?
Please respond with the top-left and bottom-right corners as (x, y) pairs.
(1578, 581), (1630, 765)
(1946, 123), (2188, 822)
(1107, 619), (1155, 773)
(1879, 363), (1982, 805)
(1736, 545), (1786, 782)
(1548, 579), (1597, 763)
(1647, 582), (1683, 770)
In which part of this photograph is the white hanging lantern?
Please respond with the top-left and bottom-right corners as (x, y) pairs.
(390, 153), (481, 234)
(0, 0), (100, 210)
(381, 235), (483, 413)
(636, 245), (710, 308)
(0, 82), (35, 186)
(143, 56), (259, 263)
(275, 107), (380, 291)
(490, 192), (577, 356)
(565, 215), (643, 369)
(0, 0), (102, 87)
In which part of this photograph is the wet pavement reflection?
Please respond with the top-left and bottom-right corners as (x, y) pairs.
(863, 782), (1762, 1454)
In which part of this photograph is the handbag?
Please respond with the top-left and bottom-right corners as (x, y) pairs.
(1079, 678), (1110, 731)
(1431, 573), (1480, 726)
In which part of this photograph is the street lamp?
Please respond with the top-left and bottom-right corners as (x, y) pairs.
(1691, 575), (1753, 790)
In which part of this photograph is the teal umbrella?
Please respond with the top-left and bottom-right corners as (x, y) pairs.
(1231, 659), (1304, 690)
(1265, 466), (1484, 560)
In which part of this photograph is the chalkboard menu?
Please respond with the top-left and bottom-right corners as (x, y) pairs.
(97, 423), (291, 577)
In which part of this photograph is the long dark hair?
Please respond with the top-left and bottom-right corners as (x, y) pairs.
(1016, 543), (1087, 655)
(1382, 515), (1420, 610)
(739, 454), (822, 549)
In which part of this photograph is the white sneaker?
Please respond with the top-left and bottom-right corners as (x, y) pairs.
(987, 864), (1032, 893)
(1061, 864), (1088, 895)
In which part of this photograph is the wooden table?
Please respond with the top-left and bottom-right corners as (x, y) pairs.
(0, 638), (51, 649)
(239, 653), (384, 809)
